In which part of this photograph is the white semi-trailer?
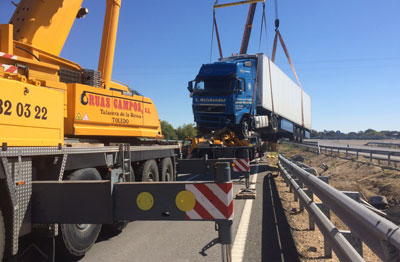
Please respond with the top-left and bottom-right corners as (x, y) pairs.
(188, 53), (311, 142)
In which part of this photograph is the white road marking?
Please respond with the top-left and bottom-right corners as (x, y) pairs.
(232, 165), (259, 262)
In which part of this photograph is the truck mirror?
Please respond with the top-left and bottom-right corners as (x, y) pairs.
(187, 81), (193, 93)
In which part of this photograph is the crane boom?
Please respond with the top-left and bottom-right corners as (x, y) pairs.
(240, 3), (257, 54)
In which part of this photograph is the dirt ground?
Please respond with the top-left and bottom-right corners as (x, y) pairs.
(279, 143), (400, 207)
(269, 143), (400, 261)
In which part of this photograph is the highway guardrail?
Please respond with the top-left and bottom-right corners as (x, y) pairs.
(284, 140), (400, 167)
(278, 154), (400, 262)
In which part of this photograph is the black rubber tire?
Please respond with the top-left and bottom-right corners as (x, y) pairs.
(159, 158), (173, 181)
(238, 117), (249, 139)
(0, 210), (4, 262)
(139, 160), (159, 182)
(270, 114), (278, 133)
(299, 129), (304, 143)
(58, 168), (102, 258)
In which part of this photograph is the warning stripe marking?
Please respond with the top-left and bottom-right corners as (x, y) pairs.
(186, 184), (225, 219)
(217, 183), (232, 194)
(0, 52), (17, 60)
(195, 184), (233, 218)
(186, 208), (202, 220)
(193, 200), (214, 220)
(0, 64), (17, 74)
(233, 158), (250, 172)
(185, 183), (233, 220)
(206, 183), (233, 206)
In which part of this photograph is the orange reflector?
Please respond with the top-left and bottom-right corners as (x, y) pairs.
(16, 181), (25, 186)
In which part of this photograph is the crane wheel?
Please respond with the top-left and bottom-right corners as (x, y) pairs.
(139, 160), (159, 182)
(57, 168), (102, 258)
(159, 158), (173, 181)
(0, 210), (4, 261)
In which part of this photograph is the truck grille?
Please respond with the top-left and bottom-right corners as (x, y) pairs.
(194, 105), (225, 113)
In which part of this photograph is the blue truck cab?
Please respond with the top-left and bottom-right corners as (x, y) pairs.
(188, 57), (257, 138)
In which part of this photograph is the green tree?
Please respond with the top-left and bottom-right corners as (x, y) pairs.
(161, 120), (177, 140)
(176, 123), (197, 140)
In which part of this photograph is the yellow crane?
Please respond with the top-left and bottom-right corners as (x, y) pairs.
(0, 0), (162, 147)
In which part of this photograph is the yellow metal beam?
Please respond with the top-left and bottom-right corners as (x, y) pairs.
(214, 0), (264, 9)
(98, 0), (121, 89)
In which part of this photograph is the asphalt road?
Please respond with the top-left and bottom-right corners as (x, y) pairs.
(20, 158), (298, 262)
(80, 170), (252, 262)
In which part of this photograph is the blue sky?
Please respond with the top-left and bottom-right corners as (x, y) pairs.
(1, 1), (399, 133)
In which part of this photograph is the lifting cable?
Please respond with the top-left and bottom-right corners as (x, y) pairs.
(270, 0), (305, 127)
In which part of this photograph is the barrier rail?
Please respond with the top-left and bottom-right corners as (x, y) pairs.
(284, 140), (400, 166)
(278, 154), (400, 262)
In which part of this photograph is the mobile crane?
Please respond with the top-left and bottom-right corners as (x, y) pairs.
(0, 0), (181, 259)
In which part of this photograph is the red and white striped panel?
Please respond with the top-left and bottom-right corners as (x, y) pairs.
(233, 158), (250, 172)
(0, 64), (18, 74)
(0, 52), (17, 60)
(185, 183), (233, 220)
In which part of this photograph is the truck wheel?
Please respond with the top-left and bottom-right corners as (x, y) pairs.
(239, 117), (249, 139)
(0, 210), (4, 261)
(58, 168), (102, 257)
(299, 129), (304, 143)
(139, 160), (159, 182)
(159, 158), (173, 181)
(270, 114), (278, 133)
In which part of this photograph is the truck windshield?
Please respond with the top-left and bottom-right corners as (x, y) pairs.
(194, 79), (234, 95)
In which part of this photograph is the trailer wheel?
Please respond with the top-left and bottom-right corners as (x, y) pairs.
(58, 168), (102, 258)
(159, 158), (173, 181)
(139, 160), (159, 182)
(0, 210), (4, 261)
(238, 117), (249, 139)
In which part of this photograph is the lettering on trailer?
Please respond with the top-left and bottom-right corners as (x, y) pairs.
(0, 99), (47, 120)
(232, 158), (250, 172)
(183, 182), (234, 220)
(79, 91), (152, 125)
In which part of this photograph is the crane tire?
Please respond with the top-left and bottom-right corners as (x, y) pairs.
(0, 209), (4, 261)
(159, 158), (173, 181)
(57, 168), (102, 258)
(139, 160), (159, 182)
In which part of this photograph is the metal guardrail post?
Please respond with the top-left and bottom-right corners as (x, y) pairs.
(340, 230), (363, 257)
(342, 191), (363, 257)
(279, 155), (400, 262)
(318, 176), (332, 257)
(317, 141), (320, 155)
(304, 189), (315, 230)
(278, 160), (364, 261)
(215, 162), (232, 262)
(388, 153), (391, 166)
(356, 151), (359, 159)
(370, 152), (373, 162)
